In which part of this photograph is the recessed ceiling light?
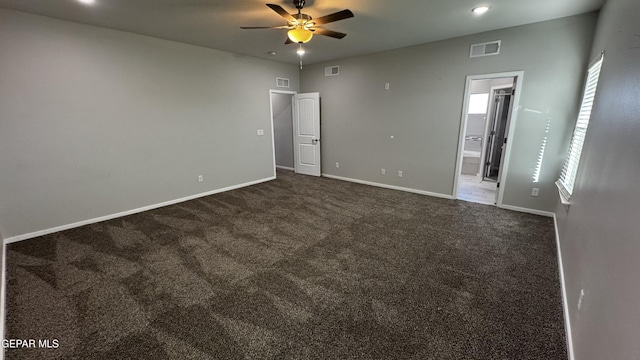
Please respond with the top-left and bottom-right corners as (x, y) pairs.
(78, 0), (95, 4)
(267, 51), (277, 56)
(472, 6), (490, 15)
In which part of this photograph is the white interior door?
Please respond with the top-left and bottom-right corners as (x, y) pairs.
(292, 92), (321, 176)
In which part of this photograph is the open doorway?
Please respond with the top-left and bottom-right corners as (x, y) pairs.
(269, 90), (322, 177)
(270, 90), (296, 172)
(454, 72), (524, 206)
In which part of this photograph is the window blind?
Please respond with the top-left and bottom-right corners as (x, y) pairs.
(556, 53), (604, 202)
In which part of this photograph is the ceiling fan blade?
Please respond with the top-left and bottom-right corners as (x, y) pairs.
(312, 9), (354, 25)
(285, 38), (294, 45)
(312, 28), (347, 39)
(266, 4), (296, 22)
(240, 26), (291, 29)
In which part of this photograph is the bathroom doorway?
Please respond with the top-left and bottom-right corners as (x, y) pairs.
(454, 72), (523, 206)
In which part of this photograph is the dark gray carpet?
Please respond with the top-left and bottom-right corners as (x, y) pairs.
(5, 170), (567, 359)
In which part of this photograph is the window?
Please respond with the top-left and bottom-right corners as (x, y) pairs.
(556, 53), (604, 203)
(468, 93), (489, 114)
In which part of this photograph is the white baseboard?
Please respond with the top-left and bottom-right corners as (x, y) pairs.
(4, 176), (275, 244)
(321, 173), (455, 200)
(322, 174), (553, 217)
(554, 214), (575, 360)
(498, 204), (554, 217)
(0, 239), (5, 360)
(276, 165), (294, 171)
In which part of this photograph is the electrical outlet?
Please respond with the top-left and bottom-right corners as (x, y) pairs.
(397, 170), (403, 178)
(578, 289), (585, 310)
(385, 83), (390, 90)
(198, 175), (204, 183)
(381, 168), (386, 175)
(531, 188), (540, 197)
(335, 162), (340, 168)
(257, 129), (264, 136)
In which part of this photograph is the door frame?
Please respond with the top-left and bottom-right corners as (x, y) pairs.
(453, 71), (524, 207)
(269, 89), (297, 177)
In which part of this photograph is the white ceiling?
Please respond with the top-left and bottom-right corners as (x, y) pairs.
(0, 0), (605, 65)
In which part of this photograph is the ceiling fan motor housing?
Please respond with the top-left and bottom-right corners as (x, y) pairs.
(293, 13), (313, 24)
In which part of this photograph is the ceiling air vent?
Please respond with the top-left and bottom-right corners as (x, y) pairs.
(325, 66), (340, 77)
(276, 77), (290, 88)
(470, 40), (501, 58)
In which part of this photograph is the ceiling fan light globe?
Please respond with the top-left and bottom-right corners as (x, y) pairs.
(287, 28), (313, 43)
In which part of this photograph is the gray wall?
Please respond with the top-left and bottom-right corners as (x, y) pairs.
(556, 0), (640, 358)
(0, 9), (299, 239)
(301, 14), (597, 211)
(272, 93), (294, 169)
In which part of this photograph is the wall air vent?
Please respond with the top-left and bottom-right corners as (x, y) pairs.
(470, 40), (501, 58)
(325, 66), (340, 77)
(276, 77), (290, 88)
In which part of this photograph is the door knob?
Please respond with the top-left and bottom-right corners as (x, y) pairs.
(312, 138), (319, 144)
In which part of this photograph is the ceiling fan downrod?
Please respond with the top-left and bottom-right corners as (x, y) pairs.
(293, 0), (305, 10)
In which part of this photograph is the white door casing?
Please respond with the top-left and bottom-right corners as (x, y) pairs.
(292, 92), (321, 176)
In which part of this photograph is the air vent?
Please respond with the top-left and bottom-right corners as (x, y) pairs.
(276, 77), (290, 88)
(325, 66), (340, 77)
(470, 40), (501, 58)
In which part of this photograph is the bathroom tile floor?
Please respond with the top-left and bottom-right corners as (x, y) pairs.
(458, 174), (497, 205)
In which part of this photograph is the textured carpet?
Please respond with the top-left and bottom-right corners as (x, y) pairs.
(5, 170), (566, 359)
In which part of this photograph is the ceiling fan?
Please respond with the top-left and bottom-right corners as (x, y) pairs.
(241, 0), (354, 44)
